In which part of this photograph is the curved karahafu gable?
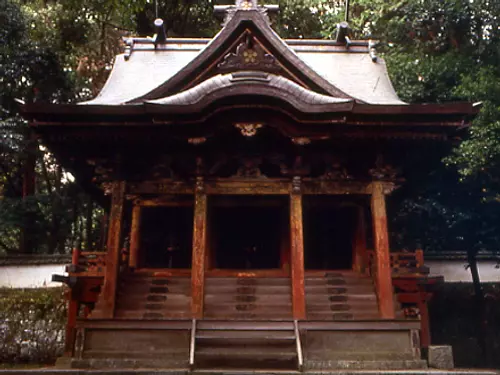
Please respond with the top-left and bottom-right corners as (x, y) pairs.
(146, 72), (353, 113)
(81, 9), (406, 106)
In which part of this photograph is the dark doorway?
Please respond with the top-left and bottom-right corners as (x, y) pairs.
(140, 206), (193, 268)
(210, 195), (288, 270)
(303, 197), (357, 270)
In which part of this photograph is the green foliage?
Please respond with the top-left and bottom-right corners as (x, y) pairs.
(0, 287), (66, 364)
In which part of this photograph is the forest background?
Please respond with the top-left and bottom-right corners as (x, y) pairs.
(1, 0), (500, 261)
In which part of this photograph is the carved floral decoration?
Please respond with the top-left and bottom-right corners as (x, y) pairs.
(233, 157), (265, 178)
(321, 160), (352, 181)
(235, 122), (263, 137)
(237, 0), (257, 10)
(218, 41), (280, 72)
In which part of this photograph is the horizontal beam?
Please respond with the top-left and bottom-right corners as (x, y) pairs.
(129, 179), (374, 196)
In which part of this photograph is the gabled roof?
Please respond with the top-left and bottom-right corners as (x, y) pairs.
(82, 9), (405, 107)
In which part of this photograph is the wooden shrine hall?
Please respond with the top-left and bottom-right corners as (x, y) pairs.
(23, 0), (478, 371)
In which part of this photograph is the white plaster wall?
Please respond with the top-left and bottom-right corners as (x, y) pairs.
(427, 260), (500, 283)
(0, 264), (66, 288)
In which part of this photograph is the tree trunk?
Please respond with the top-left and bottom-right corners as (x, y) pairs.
(20, 130), (37, 254)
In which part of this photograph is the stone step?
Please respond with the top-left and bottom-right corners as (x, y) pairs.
(305, 278), (373, 286)
(196, 330), (295, 340)
(120, 275), (191, 283)
(204, 306), (292, 315)
(304, 284), (374, 294)
(114, 310), (192, 320)
(306, 312), (381, 320)
(306, 294), (377, 303)
(204, 295), (292, 304)
(117, 293), (191, 301)
(204, 285), (291, 294)
(203, 312), (293, 320)
(196, 346), (296, 359)
(206, 278), (291, 286)
(119, 283), (191, 294)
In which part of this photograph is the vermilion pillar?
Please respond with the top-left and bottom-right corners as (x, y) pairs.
(371, 181), (395, 319)
(191, 179), (207, 318)
(290, 178), (306, 320)
(98, 181), (125, 318)
(128, 204), (142, 269)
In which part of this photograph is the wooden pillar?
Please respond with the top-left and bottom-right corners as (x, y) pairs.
(371, 181), (395, 319)
(129, 204), (142, 269)
(290, 177), (306, 319)
(99, 181), (125, 318)
(64, 298), (78, 356)
(191, 179), (207, 318)
(353, 205), (367, 274)
(418, 295), (431, 348)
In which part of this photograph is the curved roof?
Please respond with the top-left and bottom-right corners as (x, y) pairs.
(81, 9), (406, 107)
(296, 52), (405, 105)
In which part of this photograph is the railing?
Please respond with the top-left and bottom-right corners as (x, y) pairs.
(66, 249), (106, 277)
(294, 320), (303, 371)
(366, 249), (427, 277)
(189, 319), (197, 369)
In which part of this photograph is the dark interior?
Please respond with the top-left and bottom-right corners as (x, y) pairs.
(303, 197), (357, 270)
(210, 195), (287, 269)
(140, 206), (193, 268)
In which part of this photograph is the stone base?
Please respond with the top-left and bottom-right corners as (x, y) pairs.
(428, 345), (454, 369)
(0, 369), (499, 375)
(305, 359), (428, 370)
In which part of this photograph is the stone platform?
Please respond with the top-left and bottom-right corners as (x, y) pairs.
(0, 369), (498, 375)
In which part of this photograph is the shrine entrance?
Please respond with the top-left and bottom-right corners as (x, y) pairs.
(208, 195), (289, 272)
(303, 196), (358, 271)
(139, 205), (194, 269)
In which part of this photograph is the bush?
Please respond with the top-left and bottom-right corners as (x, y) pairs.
(0, 287), (66, 365)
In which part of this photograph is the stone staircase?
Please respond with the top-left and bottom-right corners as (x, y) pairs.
(204, 277), (292, 320)
(114, 273), (191, 319)
(193, 320), (299, 370)
(305, 271), (380, 320)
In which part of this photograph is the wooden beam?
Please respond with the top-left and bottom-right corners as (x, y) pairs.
(370, 181), (395, 319)
(129, 204), (142, 269)
(191, 182), (207, 318)
(353, 205), (367, 274)
(98, 181), (125, 318)
(290, 183), (306, 320)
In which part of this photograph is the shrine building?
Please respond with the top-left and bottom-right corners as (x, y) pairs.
(22, 0), (478, 371)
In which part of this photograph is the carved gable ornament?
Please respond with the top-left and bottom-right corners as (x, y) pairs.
(236, 0), (258, 10)
(218, 40), (281, 73)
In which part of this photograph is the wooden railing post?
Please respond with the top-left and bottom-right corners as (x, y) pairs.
(129, 204), (142, 269)
(191, 178), (207, 319)
(290, 177), (306, 320)
(96, 181), (125, 318)
(370, 181), (395, 319)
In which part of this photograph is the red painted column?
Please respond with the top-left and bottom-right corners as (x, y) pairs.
(371, 181), (395, 319)
(128, 204), (142, 269)
(290, 178), (306, 320)
(191, 179), (207, 318)
(97, 181), (125, 318)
